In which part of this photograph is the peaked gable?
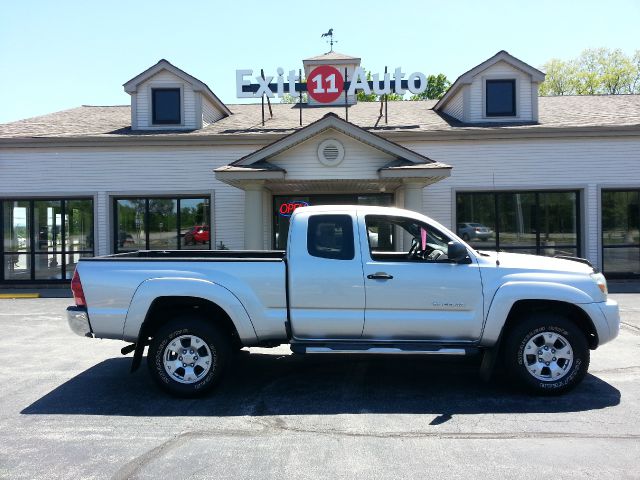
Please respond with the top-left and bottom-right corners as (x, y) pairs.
(232, 113), (440, 167)
(123, 59), (231, 116)
(435, 50), (545, 112)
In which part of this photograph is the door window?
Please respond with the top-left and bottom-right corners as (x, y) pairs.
(365, 215), (451, 262)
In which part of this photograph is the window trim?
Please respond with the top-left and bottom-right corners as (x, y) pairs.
(601, 188), (640, 278)
(1, 197), (95, 284)
(454, 189), (581, 258)
(483, 77), (518, 118)
(148, 83), (185, 127)
(113, 195), (212, 253)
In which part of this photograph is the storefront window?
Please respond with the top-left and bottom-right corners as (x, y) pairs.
(456, 190), (580, 257)
(273, 194), (394, 250)
(602, 190), (640, 276)
(114, 196), (211, 252)
(1, 198), (94, 282)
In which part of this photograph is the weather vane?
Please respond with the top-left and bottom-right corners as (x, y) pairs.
(321, 28), (337, 52)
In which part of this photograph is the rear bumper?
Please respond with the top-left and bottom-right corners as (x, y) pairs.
(67, 306), (93, 337)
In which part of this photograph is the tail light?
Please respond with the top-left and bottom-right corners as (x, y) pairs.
(71, 269), (87, 307)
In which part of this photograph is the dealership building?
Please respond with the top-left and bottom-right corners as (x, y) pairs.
(1, 50), (639, 285)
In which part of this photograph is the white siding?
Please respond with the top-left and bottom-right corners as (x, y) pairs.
(270, 129), (394, 180)
(468, 61), (533, 123)
(2, 134), (639, 270)
(403, 136), (640, 268)
(202, 96), (226, 125)
(0, 145), (257, 253)
(442, 89), (464, 121)
(135, 70), (198, 130)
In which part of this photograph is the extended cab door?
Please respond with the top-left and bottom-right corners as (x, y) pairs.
(287, 210), (366, 339)
(359, 213), (484, 341)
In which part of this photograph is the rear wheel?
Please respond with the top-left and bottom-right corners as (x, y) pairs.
(147, 316), (231, 397)
(504, 314), (589, 395)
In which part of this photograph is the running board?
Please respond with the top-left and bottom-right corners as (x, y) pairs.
(290, 344), (476, 356)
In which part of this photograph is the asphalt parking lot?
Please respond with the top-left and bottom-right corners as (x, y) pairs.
(0, 295), (639, 479)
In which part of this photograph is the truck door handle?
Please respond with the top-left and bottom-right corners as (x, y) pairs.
(367, 273), (394, 280)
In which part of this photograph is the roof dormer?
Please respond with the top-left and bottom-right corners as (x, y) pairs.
(434, 51), (545, 124)
(123, 59), (231, 131)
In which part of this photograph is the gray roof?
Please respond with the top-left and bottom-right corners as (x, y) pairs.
(1, 95), (640, 141)
(303, 51), (360, 62)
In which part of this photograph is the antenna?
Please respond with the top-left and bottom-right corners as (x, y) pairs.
(320, 28), (337, 52)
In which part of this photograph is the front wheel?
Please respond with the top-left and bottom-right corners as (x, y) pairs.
(147, 316), (231, 397)
(504, 314), (589, 395)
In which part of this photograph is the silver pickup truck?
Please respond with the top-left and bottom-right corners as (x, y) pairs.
(67, 205), (619, 397)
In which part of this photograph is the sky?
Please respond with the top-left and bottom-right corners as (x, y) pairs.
(0, 0), (639, 123)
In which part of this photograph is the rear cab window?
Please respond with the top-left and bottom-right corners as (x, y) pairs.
(307, 215), (355, 260)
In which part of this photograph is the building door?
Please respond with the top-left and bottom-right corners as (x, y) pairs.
(273, 193), (393, 250)
(602, 190), (640, 277)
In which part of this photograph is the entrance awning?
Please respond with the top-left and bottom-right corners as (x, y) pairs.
(214, 113), (452, 192)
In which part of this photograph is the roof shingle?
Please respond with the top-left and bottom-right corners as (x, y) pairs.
(1, 95), (639, 140)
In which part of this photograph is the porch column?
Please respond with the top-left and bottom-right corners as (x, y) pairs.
(403, 180), (426, 251)
(403, 180), (425, 214)
(244, 181), (265, 250)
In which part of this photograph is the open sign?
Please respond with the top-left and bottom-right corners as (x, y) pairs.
(279, 200), (309, 217)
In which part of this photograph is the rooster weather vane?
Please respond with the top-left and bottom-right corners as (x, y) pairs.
(321, 28), (337, 52)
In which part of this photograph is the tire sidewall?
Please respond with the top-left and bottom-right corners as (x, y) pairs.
(148, 318), (228, 397)
(507, 315), (589, 395)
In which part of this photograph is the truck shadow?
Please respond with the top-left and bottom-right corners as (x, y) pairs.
(21, 352), (620, 417)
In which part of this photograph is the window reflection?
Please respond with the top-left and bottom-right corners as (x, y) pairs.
(114, 197), (211, 252)
(602, 190), (640, 275)
(456, 191), (579, 258)
(1, 198), (94, 282)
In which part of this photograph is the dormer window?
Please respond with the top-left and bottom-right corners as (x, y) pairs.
(485, 79), (516, 117)
(152, 88), (181, 125)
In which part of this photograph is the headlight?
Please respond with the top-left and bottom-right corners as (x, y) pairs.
(591, 272), (608, 299)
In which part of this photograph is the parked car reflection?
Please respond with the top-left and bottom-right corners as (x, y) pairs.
(183, 225), (210, 246)
(457, 222), (494, 241)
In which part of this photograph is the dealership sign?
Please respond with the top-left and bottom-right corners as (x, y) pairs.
(236, 66), (428, 103)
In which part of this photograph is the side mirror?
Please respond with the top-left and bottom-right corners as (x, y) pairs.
(448, 241), (470, 263)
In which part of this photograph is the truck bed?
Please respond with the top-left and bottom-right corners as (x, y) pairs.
(83, 250), (286, 261)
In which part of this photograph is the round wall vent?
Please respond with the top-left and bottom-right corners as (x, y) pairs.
(317, 139), (345, 167)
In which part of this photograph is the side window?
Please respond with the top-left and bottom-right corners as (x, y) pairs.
(365, 215), (451, 262)
(307, 215), (355, 260)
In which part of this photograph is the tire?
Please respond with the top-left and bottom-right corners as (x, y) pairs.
(504, 313), (589, 395)
(462, 233), (470, 241)
(147, 316), (231, 397)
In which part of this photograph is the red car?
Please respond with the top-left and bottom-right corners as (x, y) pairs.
(183, 225), (210, 246)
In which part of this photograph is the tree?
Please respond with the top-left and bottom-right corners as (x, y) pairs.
(539, 58), (576, 96)
(600, 49), (635, 94)
(279, 93), (307, 103)
(356, 71), (380, 102)
(409, 74), (451, 100)
(539, 48), (639, 96)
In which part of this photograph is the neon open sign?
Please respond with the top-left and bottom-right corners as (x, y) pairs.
(279, 201), (309, 217)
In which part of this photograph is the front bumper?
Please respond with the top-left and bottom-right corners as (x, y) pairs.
(67, 306), (93, 337)
(596, 299), (620, 345)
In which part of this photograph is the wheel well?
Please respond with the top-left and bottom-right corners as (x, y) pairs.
(140, 296), (242, 349)
(502, 299), (599, 349)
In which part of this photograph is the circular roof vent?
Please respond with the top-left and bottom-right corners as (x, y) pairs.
(317, 139), (345, 167)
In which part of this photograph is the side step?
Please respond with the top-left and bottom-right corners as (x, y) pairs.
(290, 343), (477, 356)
